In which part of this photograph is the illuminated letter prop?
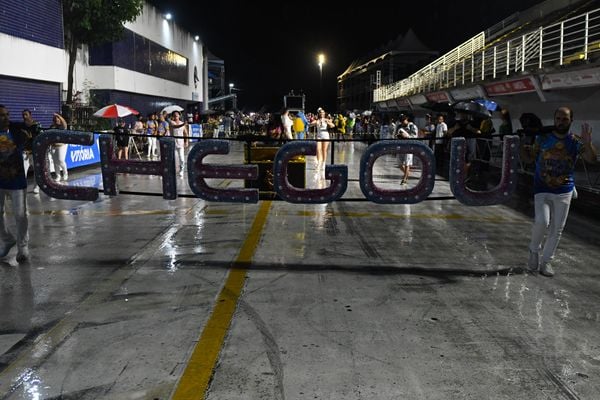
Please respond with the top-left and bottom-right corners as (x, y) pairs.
(99, 135), (177, 199)
(449, 135), (520, 206)
(274, 141), (347, 203)
(187, 140), (259, 203)
(33, 130), (99, 201)
(360, 140), (435, 204)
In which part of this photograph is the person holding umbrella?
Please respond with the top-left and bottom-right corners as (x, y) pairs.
(93, 103), (140, 160)
(169, 111), (187, 176)
(114, 119), (129, 160)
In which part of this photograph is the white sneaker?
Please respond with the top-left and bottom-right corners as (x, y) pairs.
(32, 186), (40, 194)
(0, 239), (16, 257)
(540, 261), (554, 277)
(527, 250), (539, 273)
(16, 247), (30, 263)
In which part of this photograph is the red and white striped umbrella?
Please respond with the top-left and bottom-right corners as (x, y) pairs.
(93, 104), (139, 118)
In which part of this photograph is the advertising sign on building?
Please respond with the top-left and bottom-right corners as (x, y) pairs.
(450, 85), (485, 101)
(484, 77), (536, 96)
(540, 66), (600, 90)
(409, 94), (428, 105)
(425, 91), (452, 103)
(395, 98), (410, 108)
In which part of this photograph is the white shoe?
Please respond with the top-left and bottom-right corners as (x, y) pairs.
(32, 186), (40, 194)
(1, 239), (16, 257)
(540, 261), (554, 277)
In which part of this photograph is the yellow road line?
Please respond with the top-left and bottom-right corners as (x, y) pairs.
(172, 200), (272, 400)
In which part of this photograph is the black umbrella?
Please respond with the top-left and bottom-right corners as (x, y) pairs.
(452, 101), (491, 119)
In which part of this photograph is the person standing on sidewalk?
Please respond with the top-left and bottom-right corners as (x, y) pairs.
(20, 109), (42, 193)
(0, 105), (30, 262)
(522, 106), (597, 276)
(49, 112), (68, 181)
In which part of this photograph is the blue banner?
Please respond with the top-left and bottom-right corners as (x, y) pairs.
(190, 124), (202, 141)
(66, 133), (101, 169)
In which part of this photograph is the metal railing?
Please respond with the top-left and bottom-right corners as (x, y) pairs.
(374, 7), (600, 102)
(374, 33), (486, 101)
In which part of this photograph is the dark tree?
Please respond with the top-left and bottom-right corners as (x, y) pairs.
(62, 0), (144, 104)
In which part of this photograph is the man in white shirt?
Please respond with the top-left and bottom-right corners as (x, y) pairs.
(396, 115), (419, 185)
(281, 109), (294, 140)
(435, 114), (448, 147)
(433, 114), (448, 174)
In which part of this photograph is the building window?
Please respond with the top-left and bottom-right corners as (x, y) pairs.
(89, 28), (188, 85)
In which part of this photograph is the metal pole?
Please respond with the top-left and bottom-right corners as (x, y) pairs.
(319, 64), (323, 106)
(330, 139), (335, 166)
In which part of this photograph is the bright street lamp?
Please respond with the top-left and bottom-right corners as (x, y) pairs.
(318, 53), (325, 106)
(229, 83), (234, 94)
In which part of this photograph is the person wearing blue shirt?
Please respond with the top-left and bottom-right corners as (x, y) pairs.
(522, 107), (597, 276)
(0, 104), (29, 262)
(295, 111), (309, 140)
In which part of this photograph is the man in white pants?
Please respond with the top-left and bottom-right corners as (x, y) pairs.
(522, 107), (597, 276)
(0, 105), (29, 262)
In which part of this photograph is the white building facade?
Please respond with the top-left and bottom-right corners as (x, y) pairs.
(0, 0), (207, 127)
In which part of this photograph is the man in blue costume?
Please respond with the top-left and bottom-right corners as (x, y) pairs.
(522, 106), (597, 277)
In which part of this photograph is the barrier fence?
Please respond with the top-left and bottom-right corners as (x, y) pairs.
(57, 130), (600, 192)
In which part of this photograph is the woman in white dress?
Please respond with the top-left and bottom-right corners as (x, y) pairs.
(310, 108), (334, 170)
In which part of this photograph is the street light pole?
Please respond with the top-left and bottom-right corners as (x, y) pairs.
(227, 83), (236, 110)
(318, 53), (325, 107)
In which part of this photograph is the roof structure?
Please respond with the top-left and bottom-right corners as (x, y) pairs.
(338, 29), (438, 80)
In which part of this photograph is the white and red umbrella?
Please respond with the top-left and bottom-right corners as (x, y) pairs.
(93, 104), (139, 119)
(161, 105), (184, 115)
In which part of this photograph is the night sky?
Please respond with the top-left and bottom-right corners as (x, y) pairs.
(149, 0), (544, 112)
